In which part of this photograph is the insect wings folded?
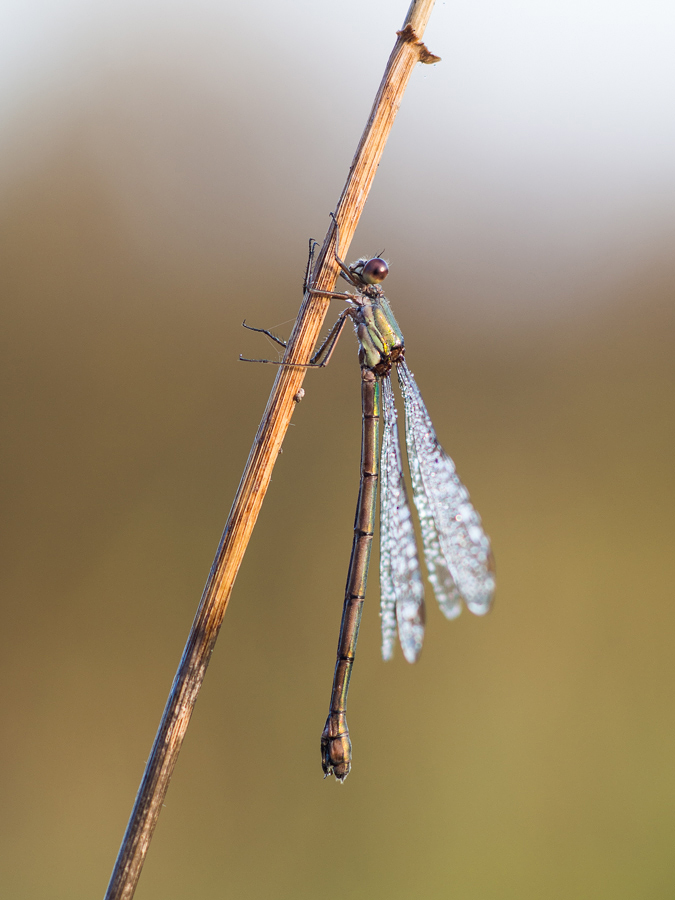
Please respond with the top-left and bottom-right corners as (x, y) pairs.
(379, 361), (495, 661)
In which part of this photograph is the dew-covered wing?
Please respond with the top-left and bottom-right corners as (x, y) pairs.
(397, 361), (494, 616)
(379, 376), (425, 662)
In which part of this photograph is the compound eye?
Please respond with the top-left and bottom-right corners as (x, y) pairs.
(361, 258), (389, 284)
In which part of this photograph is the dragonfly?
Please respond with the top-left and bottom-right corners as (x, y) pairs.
(242, 230), (495, 781)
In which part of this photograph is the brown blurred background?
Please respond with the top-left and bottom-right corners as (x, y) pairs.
(2, 1), (675, 898)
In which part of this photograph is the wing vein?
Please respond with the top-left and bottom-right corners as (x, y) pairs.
(397, 361), (495, 616)
(379, 375), (425, 662)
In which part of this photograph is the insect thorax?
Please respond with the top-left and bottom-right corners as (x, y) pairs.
(354, 287), (405, 375)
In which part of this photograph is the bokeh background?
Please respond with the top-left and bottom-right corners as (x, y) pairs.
(2, 0), (675, 897)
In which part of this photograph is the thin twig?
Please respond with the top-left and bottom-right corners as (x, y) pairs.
(104, 2), (439, 897)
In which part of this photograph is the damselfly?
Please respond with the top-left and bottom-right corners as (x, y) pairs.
(242, 235), (495, 781)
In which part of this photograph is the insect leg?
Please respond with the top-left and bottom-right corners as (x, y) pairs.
(330, 212), (359, 285)
(240, 309), (353, 367)
(309, 310), (352, 367)
(241, 320), (287, 349)
(303, 238), (320, 293)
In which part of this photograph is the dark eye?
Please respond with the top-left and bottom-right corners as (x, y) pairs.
(361, 258), (388, 284)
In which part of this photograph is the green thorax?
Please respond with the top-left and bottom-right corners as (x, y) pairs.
(355, 288), (405, 375)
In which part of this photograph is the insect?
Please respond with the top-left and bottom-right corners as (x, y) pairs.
(242, 232), (495, 781)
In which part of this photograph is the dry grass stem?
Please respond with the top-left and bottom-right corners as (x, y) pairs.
(104, 1), (439, 897)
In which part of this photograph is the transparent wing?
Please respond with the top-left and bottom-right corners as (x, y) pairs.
(379, 375), (425, 662)
(397, 361), (495, 616)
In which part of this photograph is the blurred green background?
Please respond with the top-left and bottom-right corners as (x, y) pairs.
(2, 1), (675, 898)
